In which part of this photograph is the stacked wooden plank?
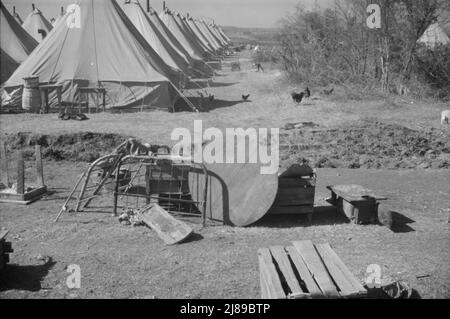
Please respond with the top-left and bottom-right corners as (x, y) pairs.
(0, 230), (13, 272)
(268, 164), (316, 221)
(258, 240), (367, 299)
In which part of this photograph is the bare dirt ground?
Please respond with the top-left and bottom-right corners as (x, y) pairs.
(0, 51), (449, 299)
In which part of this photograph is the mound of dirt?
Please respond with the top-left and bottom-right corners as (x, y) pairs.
(280, 121), (450, 169)
(3, 132), (131, 162)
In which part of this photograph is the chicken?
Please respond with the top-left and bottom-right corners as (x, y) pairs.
(291, 92), (305, 104)
(323, 88), (334, 95)
(304, 87), (311, 98)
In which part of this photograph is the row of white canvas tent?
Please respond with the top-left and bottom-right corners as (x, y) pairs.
(0, 0), (232, 111)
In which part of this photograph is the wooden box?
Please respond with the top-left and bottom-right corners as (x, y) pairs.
(259, 240), (367, 299)
(326, 185), (387, 224)
(267, 164), (316, 220)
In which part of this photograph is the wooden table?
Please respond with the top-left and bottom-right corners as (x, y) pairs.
(39, 84), (63, 114)
(259, 240), (367, 299)
(188, 161), (278, 227)
(327, 184), (388, 224)
(78, 87), (106, 113)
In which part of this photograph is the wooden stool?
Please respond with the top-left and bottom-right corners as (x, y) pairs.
(39, 84), (62, 114)
(259, 240), (367, 299)
(78, 87), (106, 113)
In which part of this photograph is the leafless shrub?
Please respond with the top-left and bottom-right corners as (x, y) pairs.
(277, 0), (450, 100)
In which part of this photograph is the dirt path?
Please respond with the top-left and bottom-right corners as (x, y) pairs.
(1, 52), (449, 144)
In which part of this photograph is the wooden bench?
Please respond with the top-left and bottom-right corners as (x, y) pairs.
(327, 185), (387, 224)
(258, 240), (367, 299)
(77, 87), (106, 113)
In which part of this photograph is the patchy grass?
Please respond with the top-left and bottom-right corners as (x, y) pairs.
(0, 163), (448, 299)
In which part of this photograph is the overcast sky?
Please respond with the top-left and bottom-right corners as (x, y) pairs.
(2, 0), (333, 28)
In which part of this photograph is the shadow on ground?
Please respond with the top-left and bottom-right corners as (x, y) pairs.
(175, 97), (247, 112)
(389, 211), (416, 233)
(185, 81), (238, 89)
(181, 232), (204, 244)
(252, 205), (349, 228)
(0, 258), (56, 292)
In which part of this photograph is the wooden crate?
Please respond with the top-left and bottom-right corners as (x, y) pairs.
(0, 144), (47, 205)
(327, 185), (387, 224)
(268, 164), (316, 220)
(0, 230), (13, 273)
(258, 240), (367, 299)
(147, 164), (190, 194)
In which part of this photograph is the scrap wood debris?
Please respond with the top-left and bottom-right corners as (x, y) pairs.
(118, 209), (145, 227)
(119, 204), (194, 245)
(365, 281), (420, 299)
(113, 138), (170, 157)
(58, 112), (89, 121)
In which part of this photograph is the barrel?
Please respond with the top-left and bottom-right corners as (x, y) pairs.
(22, 88), (41, 112)
(23, 76), (39, 89)
(22, 76), (41, 112)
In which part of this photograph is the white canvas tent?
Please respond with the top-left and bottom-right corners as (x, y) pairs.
(0, 2), (38, 83)
(22, 4), (53, 42)
(121, 0), (194, 78)
(418, 23), (450, 49)
(3, 0), (182, 111)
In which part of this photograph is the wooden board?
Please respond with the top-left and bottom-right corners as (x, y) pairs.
(267, 164), (315, 216)
(278, 177), (314, 188)
(189, 162), (278, 226)
(293, 240), (340, 298)
(327, 184), (387, 202)
(258, 248), (286, 299)
(269, 246), (304, 296)
(285, 246), (322, 297)
(315, 243), (367, 298)
(273, 187), (315, 205)
(138, 204), (193, 245)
